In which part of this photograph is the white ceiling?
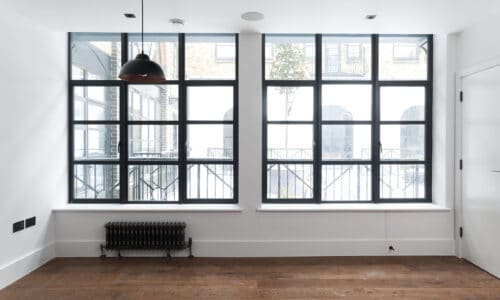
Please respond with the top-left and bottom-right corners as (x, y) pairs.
(2, 0), (500, 34)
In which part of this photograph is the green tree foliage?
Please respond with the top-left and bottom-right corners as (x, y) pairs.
(270, 43), (307, 81)
(269, 43), (307, 119)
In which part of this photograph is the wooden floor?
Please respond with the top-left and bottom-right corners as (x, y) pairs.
(1, 257), (499, 299)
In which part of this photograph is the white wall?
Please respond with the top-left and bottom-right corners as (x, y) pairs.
(53, 33), (455, 259)
(0, 8), (67, 288)
(453, 13), (500, 258)
(456, 14), (500, 71)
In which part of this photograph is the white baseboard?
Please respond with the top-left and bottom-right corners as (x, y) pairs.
(0, 243), (56, 290)
(56, 239), (455, 258)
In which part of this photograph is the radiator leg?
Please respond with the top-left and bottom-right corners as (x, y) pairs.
(100, 244), (106, 258)
(166, 249), (171, 259)
(188, 238), (194, 258)
(118, 250), (122, 259)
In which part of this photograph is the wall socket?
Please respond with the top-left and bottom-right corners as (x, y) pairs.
(12, 216), (36, 233)
(26, 216), (36, 228)
(13, 220), (25, 233)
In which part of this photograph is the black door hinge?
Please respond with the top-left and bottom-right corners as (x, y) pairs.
(460, 91), (463, 102)
(459, 227), (463, 238)
(460, 159), (463, 170)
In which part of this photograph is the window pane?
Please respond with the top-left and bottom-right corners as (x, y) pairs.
(267, 86), (313, 121)
(74, 164), (119, 199)
(128, 165), (178, 201)
(322, 85), (371, 120)
(322, 36), (371, 80)
(187, 164), (233, 199)
(185, 34), (236, 80)
(128, 85), (178, 121)
(71, 33), (121, 80)
(322, 125), (371, 160)
(128, 125), (178, 159)
(268, 124), (313, 160)
(322, 165), (371, 201)
(265, 35), (315, 80)
(381, 124), (425, 160)
(380, 164), (425, 198)
(187, 86), (233, 121)
(380, 86), (425, 121)
(379, 36), (428, 80)
(267, 164), (313, 199)
(74, 125), (119, 160)
(129, 34), (178, 80)
(74, 86), (119, 121)
(187, 124), (233, 159)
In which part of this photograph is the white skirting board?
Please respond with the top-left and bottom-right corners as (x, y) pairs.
(55, 239), (455, 258)
(0, 243), (56, 290)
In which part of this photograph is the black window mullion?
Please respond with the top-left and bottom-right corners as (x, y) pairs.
(119, 33), (128, 203)
(267, 120), (314, 125)
(185, 120), (234, 125)
(372, 34), (380, 203)
(71, 80), (126, 86)
(68, 33), (74, 202)
(263, 80), (316, 86)
(233, 34), (239, 202)
(128, 120), (180, 125)
(379, 161), (426, 165)
(121, 33), (128, 66)
(73, 120), (120, 125)
(314, 34), (322, 203)
(261, 34), (268, 203)
(178, 33), (187, 204)
(120, 82), (128, 203)
(425, 34), (433, 202)
(380, 120), (426, 125)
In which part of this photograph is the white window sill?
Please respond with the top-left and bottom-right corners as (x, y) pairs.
(53, 204), (243, 213)
(257, 203), (450, 212)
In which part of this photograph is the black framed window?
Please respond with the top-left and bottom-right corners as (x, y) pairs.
(69, 33), (238, 204)
(263, 34), (432, 203)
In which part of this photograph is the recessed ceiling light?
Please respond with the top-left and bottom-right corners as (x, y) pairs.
(124, 13), (136, 18)
(241, 11), (265, 21)
(365, 14), (377, 20)
(169, 18), (185, 27)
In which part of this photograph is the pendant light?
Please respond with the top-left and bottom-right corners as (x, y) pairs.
(119, 0), (165, 83)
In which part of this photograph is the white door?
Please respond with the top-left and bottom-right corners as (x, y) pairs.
(461, 65), (500, 278)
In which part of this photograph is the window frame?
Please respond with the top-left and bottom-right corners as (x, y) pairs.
(262, 34), (433, 204)
(68, 33), (239, 204)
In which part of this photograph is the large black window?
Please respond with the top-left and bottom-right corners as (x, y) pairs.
(69, 33), (238, 203)
(263, 34), (432, 203)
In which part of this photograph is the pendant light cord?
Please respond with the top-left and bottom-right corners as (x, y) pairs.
(141, 0), (144, 54)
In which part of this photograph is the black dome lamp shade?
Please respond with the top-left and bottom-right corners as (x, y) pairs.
(119, 0), (165, 83)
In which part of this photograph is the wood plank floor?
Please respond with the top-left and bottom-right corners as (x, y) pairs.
(1, 257), (499, 299)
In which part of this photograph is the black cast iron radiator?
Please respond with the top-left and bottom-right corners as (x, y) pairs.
(100, 222), (193, 258)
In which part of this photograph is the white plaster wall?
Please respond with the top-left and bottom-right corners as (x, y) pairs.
(456, 14), (500, 71)
(453, 12), (500, 257)
(0, 7), (67, 288)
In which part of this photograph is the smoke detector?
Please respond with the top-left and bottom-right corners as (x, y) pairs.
(241, 11), (265, 21)
(169, 18), (185, 27)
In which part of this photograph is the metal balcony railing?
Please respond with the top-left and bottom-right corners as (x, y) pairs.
(75, 147), (424, 200)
